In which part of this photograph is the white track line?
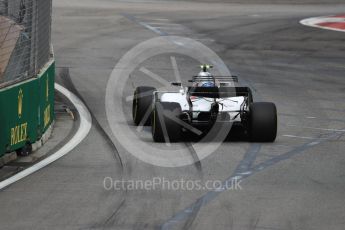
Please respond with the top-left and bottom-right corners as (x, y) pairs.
(287, 124), (345, 132)
(144, 18), (169, 21)
(282, 135), (327, 140)
(0, 83), (92, 190)
(154, 26), (186, 30)
(147, 22), (182, 26)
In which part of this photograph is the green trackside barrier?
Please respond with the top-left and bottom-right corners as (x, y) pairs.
(0, 60), (55, 157)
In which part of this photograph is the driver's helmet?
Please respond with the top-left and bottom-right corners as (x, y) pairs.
(197, 70), (214, 87)
(201, 81), (215, 87)
(198, 70), (211, 77)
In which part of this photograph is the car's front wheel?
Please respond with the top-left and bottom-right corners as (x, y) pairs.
(132, 86), (157, 126)
(152, 102), (182, 143)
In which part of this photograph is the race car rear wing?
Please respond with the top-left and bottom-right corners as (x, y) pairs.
(188, 86), (252, 99)
(189, 75), (239, 83)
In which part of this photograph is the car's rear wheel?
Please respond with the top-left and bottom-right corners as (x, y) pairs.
(249, 102), (277, 142)
(152, 102), (182, 143)
(132, 86), (156, 126)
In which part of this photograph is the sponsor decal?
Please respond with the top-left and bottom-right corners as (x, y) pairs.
(18, 89), (23, 118)
(44, 76), (51, 128)
(44, 104), (51, 128)
(11, 122), (27, 146)
(10, 89), (27, 146)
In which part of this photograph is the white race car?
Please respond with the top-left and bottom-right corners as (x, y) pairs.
(132, 65), (277, 143)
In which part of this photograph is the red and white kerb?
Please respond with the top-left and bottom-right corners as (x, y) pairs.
(300, 14), (345, 32)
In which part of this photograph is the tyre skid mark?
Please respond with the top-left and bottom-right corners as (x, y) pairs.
(59, 68), (127, 229)
(184, 142), (202, 172)
(161, 129), (343, 229)
(161, 143), (261, 230)
(59, 68), (124, 169)
(101, 198), (127, 230)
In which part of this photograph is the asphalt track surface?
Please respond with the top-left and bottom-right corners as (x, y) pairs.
(1, 0), (345, 229)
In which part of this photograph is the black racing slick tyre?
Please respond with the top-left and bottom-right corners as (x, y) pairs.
(249, 102), (277, 142)
(152, 102), (182, 143)
(132, 86), (156, 126)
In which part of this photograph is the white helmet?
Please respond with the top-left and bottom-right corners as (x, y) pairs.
(197, 64), (214, 86)
(198, 71), (212, 77)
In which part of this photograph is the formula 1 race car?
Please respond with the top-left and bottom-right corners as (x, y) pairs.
(132, 65), (277, 143)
